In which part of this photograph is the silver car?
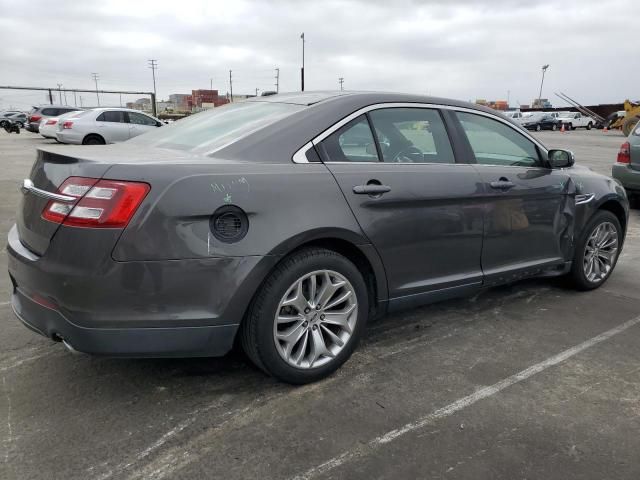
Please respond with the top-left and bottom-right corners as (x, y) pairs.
(56, 108), (163, 145)
(612, 119), (640, 202)
(39, 111), (83, 139)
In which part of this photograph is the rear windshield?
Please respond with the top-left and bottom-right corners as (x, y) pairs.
(128, 101), (304, 153)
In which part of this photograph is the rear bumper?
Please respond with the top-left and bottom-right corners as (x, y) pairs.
(7, 224), (279, 357)
(612, 164), (640, 192)
(56, 130), (83, 144)
(11, 289), (238, 357)
(26, 122), (40, 133)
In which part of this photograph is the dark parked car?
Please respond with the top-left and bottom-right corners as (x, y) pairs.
(522, 113), (560, 131)
(612, 119), (640, 202)
(8, 92), (629, 384)
(0, 112), (27, 129)
(26, 105), (81, 133)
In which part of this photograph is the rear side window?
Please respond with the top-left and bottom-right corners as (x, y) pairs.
(97, 111), (125, 123)
(456, 112), (541, 167)
(318, 115), (379, 162)
(41, 108), (56, 116)
(368, 108), (455, 163)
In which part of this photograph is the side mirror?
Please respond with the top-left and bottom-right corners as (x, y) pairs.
(548, 149), (575, 168)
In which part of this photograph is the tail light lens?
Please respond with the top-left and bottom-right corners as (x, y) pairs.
(617, 141), (631, 164)
(42, 177), (150, 228)
(29, 115), (42, 123)
(45, 119), (57, 125)
(62, 121), (74, 129)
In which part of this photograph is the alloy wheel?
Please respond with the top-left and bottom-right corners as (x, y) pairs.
(273, 269), (358, 369)
(583, 221), (618, 283)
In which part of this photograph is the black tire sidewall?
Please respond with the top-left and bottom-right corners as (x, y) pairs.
(250, 250), (368, 384)
(571, 211), (622, 290)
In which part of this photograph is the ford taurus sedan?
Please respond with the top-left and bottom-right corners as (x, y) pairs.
(8, 92), (629, 384)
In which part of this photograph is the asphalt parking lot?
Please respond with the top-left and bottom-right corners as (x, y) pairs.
(1, 129), (639, 480)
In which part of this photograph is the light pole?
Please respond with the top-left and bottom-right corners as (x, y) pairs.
(538, 64), (549, 109)
(338, 77), (344, 91)
(300, 32), (305, 91)
(91, 73), (100, 106)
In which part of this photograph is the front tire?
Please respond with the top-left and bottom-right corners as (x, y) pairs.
(569, 211), (622, 290)
(586, 122), (593, 130)
(551, 123), (557, 131)
(535, 124), (541, 131)
(241, 248), (368, 384)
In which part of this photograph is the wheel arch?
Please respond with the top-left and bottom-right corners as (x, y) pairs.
(597, 199), (627, 235)
(82, 133), (106, 145)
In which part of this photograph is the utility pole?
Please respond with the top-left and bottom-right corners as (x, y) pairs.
(300, 32), (305, 91)
(73, 90), (77, 107)
(48, 89), (53, 105)
(255, 88), (259, 97)
(210, 78), (213, 91)
(91, 73), (100, 106)
(57, 84), (63, 104)
(62, 89), (67, 105)
(229, 70), (233, 102)
(338, 77), (344, 91)
(537, 64), (549, 109)
(148, 59), (158, 113)
(275, 68), (280, 93)
(79, 96), (83, 108)
(119, 93), (122, 107)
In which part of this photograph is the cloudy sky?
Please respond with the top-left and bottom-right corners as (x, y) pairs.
(0, 0), (636, 110)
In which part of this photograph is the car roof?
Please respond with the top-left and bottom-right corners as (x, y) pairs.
(248, 90), (500, 115)
(90, 107), (156, 115)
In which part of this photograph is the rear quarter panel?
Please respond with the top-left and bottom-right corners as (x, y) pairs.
(110, 162), (370, 260)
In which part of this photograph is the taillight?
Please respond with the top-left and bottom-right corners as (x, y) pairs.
(45, 119), (57, 125)
(29, 115), (42, 123)
(617, 142), (631, 164)
(42, 177), (150, 228)
(62, 121), (73, 129)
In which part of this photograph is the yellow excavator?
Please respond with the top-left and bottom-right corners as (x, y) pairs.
(610, 100), (640, 136)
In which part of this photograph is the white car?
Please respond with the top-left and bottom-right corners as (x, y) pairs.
(503, 111), (525, 124)
(56, 108), (163, 145)
(557, 112), (595, 130)
(39, 111), (83, 139)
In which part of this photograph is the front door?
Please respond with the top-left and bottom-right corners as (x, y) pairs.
(318, 107), (485, 305)
(127, 112), (159, 139)
(453, 111), (575, 285)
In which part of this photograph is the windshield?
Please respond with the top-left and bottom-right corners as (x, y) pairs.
(129, 101), (304, 153)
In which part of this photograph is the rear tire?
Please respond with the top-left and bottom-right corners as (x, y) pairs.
(240, 247), (369, 384)
(586, 122), (593, 130)
(535, 124), (541, 131)
(551, 124), (557, 131)
(82, 134), (106, 145)
(568, 211), (622, 290)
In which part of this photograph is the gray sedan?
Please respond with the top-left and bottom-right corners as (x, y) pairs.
(8, 92), (629, 384)
(612, 120), (640, 201)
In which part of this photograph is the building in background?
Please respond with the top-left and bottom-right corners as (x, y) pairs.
(531, 98), (552, 109)
(475, 99), (509, 111)
(191, 89), (229, 110)
(169, 94), (192, 112)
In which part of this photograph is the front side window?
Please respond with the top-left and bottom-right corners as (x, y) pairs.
(456, 112), (542, 167)
(368, 108), (455, 163)
(318, 115), (379, 162)
(128, 112), (157, 126)
(97, 111), (125, 123)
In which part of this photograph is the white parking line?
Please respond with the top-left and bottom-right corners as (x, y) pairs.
(293, 314), (640, 480)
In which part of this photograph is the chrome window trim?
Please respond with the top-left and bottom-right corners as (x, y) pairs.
(292, 102), (549, 164)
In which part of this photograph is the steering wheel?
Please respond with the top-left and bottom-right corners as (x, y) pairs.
(392, 146), (424, 163)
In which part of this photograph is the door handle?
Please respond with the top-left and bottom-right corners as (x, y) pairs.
(489, 178), (515, 190)
(353, 184), (391, 195)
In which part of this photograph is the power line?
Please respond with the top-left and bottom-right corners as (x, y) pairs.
(91, 73), (100, 106)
